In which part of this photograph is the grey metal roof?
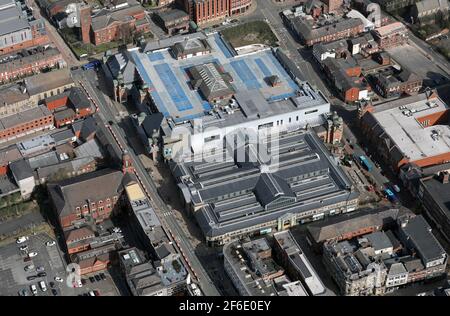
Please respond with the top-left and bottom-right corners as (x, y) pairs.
(173, 130), (359, 239)
(0, 5), (30, 37)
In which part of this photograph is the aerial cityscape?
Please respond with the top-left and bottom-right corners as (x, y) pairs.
(0, 0), (449, 299)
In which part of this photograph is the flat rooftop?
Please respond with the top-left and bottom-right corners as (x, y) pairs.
(129, 33), (325, 125)
(368, 93), (450, 162)
(171, 130), (358, 239)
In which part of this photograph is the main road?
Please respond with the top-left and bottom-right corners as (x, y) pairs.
(75, 71), (220, 296)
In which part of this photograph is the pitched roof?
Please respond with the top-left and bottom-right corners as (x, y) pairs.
(64, 226), (96, 243)
(48, 168), (124, 218)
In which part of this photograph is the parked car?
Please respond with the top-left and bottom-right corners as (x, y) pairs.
(45, 241), (56, 247)
(23, 257), (32, 262)
(39, 281), (47, 292)
(36, 266), (45, 273)
(54, 277), (64, 283)
(24, 264), (35, 272)
(94, 274), (101, 281)
(89, 291), (95, 296)
(28, 252), (38, 258)
(99, 273), (106, 280)
(27, 275), (38, 281)
(89, 276), (95, 283)
(16, 236), (29, 244)
(18, 289), (29, 296)
(49, 282), (55, 288)
(94, 290), (100, 296)
(51, 289), (58, 296)
(19, 245), (28, 251)
(37, 272), (47, 277)
(30, 284), (37, 296)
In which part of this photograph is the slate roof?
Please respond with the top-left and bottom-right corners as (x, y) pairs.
(9, 158), (33, 181)
(48, 168), (124, 218)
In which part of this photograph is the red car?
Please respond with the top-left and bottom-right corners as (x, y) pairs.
(94, 290), (100, 296)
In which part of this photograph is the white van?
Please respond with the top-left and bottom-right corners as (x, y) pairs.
(39, 281), (47, 292)
(30, 284), (38, 295)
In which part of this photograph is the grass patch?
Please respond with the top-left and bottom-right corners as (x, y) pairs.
(221, 20), (278, 49)
(0, 192), (39, 221)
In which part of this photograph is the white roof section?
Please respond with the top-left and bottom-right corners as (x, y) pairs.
(372, 95), (450, 162)
(347, 10), (375, 31)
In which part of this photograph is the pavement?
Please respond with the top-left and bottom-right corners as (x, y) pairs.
(74, 69), (220, 296)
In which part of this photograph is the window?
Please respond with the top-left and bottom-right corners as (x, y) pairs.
(305, 109), (318, 115)
(204, 135), (220, 143)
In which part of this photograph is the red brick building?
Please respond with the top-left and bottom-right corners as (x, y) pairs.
(0, 48), (64, 84)
(65, 226), (96, 254)
(44, 87), (93, 128)
(372, 22), (408, 50)
(88, 6), (151, 45)
(0, 106), (54, 143)
(179, 0), (253, 25)
(294, 18), (364, 46)
(47, 168), (126, 229)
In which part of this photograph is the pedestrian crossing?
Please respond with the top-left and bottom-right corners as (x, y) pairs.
(161, 211), (173, 217)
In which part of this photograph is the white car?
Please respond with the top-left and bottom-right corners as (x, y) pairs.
(54, 277), (64, 283)
(39, 281), (47, 292)
(16, 236), (29, 244)
(24, 264), (35, 272)
(19, 245), (28, 251)
(89, 291), (95, 296)
(45, 241), (56, 247)
(28, 252), (38, 258)
(30, 284), (37, 296)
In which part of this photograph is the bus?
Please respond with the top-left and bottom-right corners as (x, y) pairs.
(358, 155), (373, 172)
(384, 188), (399, 204)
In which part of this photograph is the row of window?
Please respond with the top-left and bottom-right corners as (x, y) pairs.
(75, 197), (118, 212)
